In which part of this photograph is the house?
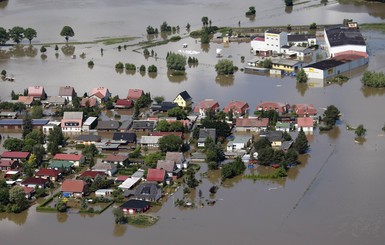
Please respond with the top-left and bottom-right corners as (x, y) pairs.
(146, 169), (166, 184)
(17, 96), (34, 107)
(46, 96), (66, 107)
(20, 177), (48, 189)
(118, 177), (141, 190)
(261, 131), (284, 147)
(114, 99), (133, 109)
(1, 151), (30, 162)
(287, 33), (317, 47)
(193, 99), (220, 116)
(324, 24), (367, 58)
(0, 119), (47, 130)
(235, 118), (269, 132)
(281, 140), (294, 152)
(281, 46), (313, 57)
(95, 189), (114, 198)
(48, 160), (74, 171)
(251, 29), (288, 55)
(131, 120), (156, 131)
(256, 101), (289, 115)
(81, 97), (98, 108)
(90, 87), (111, 103)
(297, 117), (314, 132)
(271, 58), (303, 73)
(173, 90), (193, 108)
(120, 199), (150, 215)
(28, 86), (47, 100)
(79, 170), (107, 180)
(226, 135), (252, 152)
(96, 120), (120, 131)
(151, 101), (179, 112)
(74, 134), (102, 145)
(23, 186), (35, 199)
(294, 104), (318, 117)
(197, 128), (216, 147)
(61, 179), (88, 198)
(35, 168), (61, 181)
(134, 182), (162, 202)
(61, 111), (83, 133)
(82, 117), (98, 132)
(103, 154), (129, 166)
(112, 132), (137, 144)
(0, 111), (18, 119)
(223, 101), (249, 117)
(53, 153), (85, 167)
(165, 152), (188, 169)
(4, 170), (20, 180)
(0, 159), (18, 173)
(42, 121), (61, 135)
(275, 122), (291, 132)
(58, 86), (76, 102)
(150, 131), (184, 140)
(118, 120), (133, 132)
(156, 160), (177, 178)
(91, 159), (117, 176)
(127, 89), (144, 100)
(139, 136), (162, 148)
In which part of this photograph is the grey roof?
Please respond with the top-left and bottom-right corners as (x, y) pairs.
(288, 34), (315, 42)
(325, 25), (366, 47)
(92, 160), (115, 171)
(63, 111), (83, 120)
(0, 112), (18, 117)
(120, 199), (150, 209)
(96, 120), (120, 130)
(118, 120), (132, 130)
(75, 134), (101, 142)
(304, 59), (344, 70)
(47, 96), (66, 104)
(198, 128), (216, 142)
(263, 131), (283, 142)
(156, 160), (176, 173)
(271, 58), (303, 67)
(165, 152), (185, 165)
(112, 132), (137, 143)
(132, 120), (156, 130)
(266, 29), (283, 34)
(134, 182), (161, 201)
(140, 136), (162, 144)
(281, 141), (293, 151)
(59, 86), (76, 97)
(83, 117), (98, 126)
(0, 119), (49, 126)
(233, 136), (252, 144)
(178, 90), (192, 101)
(151, 101), (179, 112)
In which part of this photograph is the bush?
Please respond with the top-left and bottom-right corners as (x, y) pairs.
(215, 59), (237, 75)
(125, 63), (136, 71)
(88, 60), (94, 66)
(75, 144), (85, 150)
(115, 62), (124, 69)
(148, 65), (158, 73)
(170, 36), (181, 42)
(139, 65), (146, 72)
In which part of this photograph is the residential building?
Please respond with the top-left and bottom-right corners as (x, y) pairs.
(1, 151), (30, 162)
(61, 111), (83, 133)
(103, 154), (129, 166)
(118, 120), (133, 131)
(35, 168), (61, 181)
(251, 29), (288, 55)
(114, 99), (133, 109)
(120, 199), (150, 215)
(193, 99), (220, 116)
(81, 97), (98, 108)
(131, 120), (156, 131)
(256, 101), (289, 114)
(58, 86), (76, 102)
(0, 119), (48, 130)
(173, 90), (193, 108)
(90, 87), (111, 103)
(226, 135), (252, 152)
(165, 152), (188, 169)
(134, 182), (162, 202)
(46, 96), (66, 107)
(156, 160), (177, 178)
(96, 120), (120, 131)
(297, 117), (314, 132)
(139, 136), (162, 148)
(48, 160), (74, 170)
(151, 101), (179, 112)
(294, 104), (318, 117)
(275, 122), (291, 132)
(197, 128), (216, 147)
(261, 131), (284, 147)
(91, 159), (117, 176)
(0, 160), (18, 173)
(74, 134), (102, 145)
(235, 118), (269, 132)
(20, 177), (48, 189)
(17, 96), (34, 107)
(61, 179), (88, 198)
(223, 100), (249, 117)
(52, 153), (85, 167)
(112, 132), (137, 144)
(42, 121), (61, 135)
(82, 117), (98, 132)
(127, 89), (144, 100)
(0, 111), (18, 119)
(79, 170), (107, 180)
(28, 86), (46, 100)
(146, 169), (166, 184)
(271, 58), (303, 73)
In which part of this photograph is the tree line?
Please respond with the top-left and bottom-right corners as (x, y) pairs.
(0, 26), (37, 44)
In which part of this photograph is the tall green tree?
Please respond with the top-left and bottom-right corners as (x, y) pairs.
(3, 138), (24, 151)
(60, 26), (75, 42)
(158, 135), (183, 152)
(31, 105), (43, 119)
(296, 69), (308, 83)
(167, 107), (187, 120)
(9, 26), (24, 44)
(201, 17), (209, 27)
(47, 126), (64, 155)
(166, 52), (186, 71)
(293, 129), (309, 154)
(24, 28), (37, 44)
(323, 105), (340, 127)
(22, 114), (33, 139)
(9, 186), (29, 213)
(0, 27), (9, 45)
(215, 59), (237, 75)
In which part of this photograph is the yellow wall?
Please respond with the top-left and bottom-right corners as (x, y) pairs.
(272, 64), (294, 72)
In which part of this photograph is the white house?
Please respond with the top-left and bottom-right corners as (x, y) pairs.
(226, 136), (252, 152)
(297, 117), (314, 133)
(251, 29), (288, 55)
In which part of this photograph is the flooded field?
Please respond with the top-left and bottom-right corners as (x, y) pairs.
(1, 0), (385, 244)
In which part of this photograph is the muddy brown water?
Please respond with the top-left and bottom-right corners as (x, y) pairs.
(1, 1), (385, 244)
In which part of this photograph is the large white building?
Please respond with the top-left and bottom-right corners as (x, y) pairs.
(324, 25), (367, 58)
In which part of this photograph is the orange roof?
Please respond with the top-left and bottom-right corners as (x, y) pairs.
(193, 99), (220, 113)
(223, 100), (249, 113)
(236, 118), (269, 127)
(127, 89), (144, 100)
(297, 117), (314, 127)
(61, 179), (87, 193)
(146, 168), (166, 182)
(18, 96), (34, 105)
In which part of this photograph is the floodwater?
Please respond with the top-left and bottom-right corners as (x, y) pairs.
(1, 0), (385, 244)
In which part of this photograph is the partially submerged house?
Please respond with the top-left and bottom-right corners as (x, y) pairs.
(28, 86), (47, 100)
(235, 118), (269, 133)
(223, 100), (249, 117)
(134, 182), (162, 202)
(58, 86), (76, 102)
(52, 153), (85, 167)
(61, 179), (88, 198)
(173, 90), (193, 108)
(120, 199), (150, 215)
(193, 99), (220, 116)
(127, 89), (144, 100)
(61, 111), (83, 133)
(197, 128), (216, 148)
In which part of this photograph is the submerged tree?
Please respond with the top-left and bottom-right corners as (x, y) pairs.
(24, 28), (37, 44)
(60, 26), (75, 42)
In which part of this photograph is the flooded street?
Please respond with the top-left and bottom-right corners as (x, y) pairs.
(1, 0), (385, 244)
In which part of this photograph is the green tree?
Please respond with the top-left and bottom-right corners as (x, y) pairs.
(0, 27), (9, 45)
(186, 168), (199, 188)
(156, 120), (170, 132)
(322, 105), (340, 127)
(221, 157), (246, 180)
(144, 152), (164, 166)
(9, 26), (24, 44)
(296, 69), (308, 83)
(22, 113), (33, 138)
(168, 107), (187, 120)
(0, 187), (9, 206)
(282, 131), (292, 141)
(257, 147), (275, 166)
(40, 46), (47, 53)
(3, 138), (24, 151)
(166, 52), (186, 71)
(148, 65), (158, 73)
(201, 17), (209, 27)
(115, 62), (124, 69)
(47, 126), (64, 155)
(245, 6), (256, 16)
(215, 59), (237, 75)
(113, 207), (127, 224)
(1, 69), (6, 77)
(158, 135), (183, 152)
(25, 129), (45, 144)
(355, 124), (366, 137)
(169, 121), (184, 132)
(133, 102), (140, 120)
(309, 22), (317, 30)
(153, 96), (164, 104)
(293, 129), (309, 154)
(160, 21), (171, 32)
(32, 144), (46, 166)
(285, 0), (293, 7)
(24, 28), (37, 44)
(88, 60), (94, 67)
(60, 26), (75, 42)
(31, 105), (43, 119)
(139, 65), (146, 72)
(9, 186), (29, 213)
(82, 144), (99, 160)
(201, 30), (210, 44)
(56, 200), (68, 212)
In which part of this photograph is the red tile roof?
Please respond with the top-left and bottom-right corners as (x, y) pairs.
(105, 154), (128, 162)
(0, 159), (16, 167)
(28, 86), (45, 97)
(115, 99), (133, 108)
(236, 118), (269, 127)
(18, 96), (34, 105)
(253, 37), (265, 41)
(295, 104), (317, 117)
(223, 101), (249, 114)
(193, 99), (220, 113)
(23, 186), (35, 194)
(115, 175), (129, 182)
(256, 101), (287, 114)
(91, 87), (109, 98)
(35, 168), (61, 177)
(146, 168), (166, 182)
(1, 151), (30, 159)
(80, 170), (106, 179)
(61, 179), (87, 193)
(127, 89), (144, 100)
(21, 177), (48, 185)
(81, 97), (98, 107)
(53, 154), (84, 161)
(297, 117), (314, 127)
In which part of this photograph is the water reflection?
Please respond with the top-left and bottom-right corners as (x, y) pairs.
(0, 210), (28, 226)
(56, 213), (68, 223)
(361, 87), (385, 97)
(296, 82), (308, 96)
(215, 75), (234, 87)
(25, 46), (38, 58)
(201, 43), (210, 53)
(167, 70), (187, 83)
(285, 6), (293, 14)
(148, 72), (157, 79)
(41, 54), (47, 60)
(61, 45), (75, 56)
(113, 224), (127, 237)
(319, 125), (341, 140)
(0, 0), (8, 8)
